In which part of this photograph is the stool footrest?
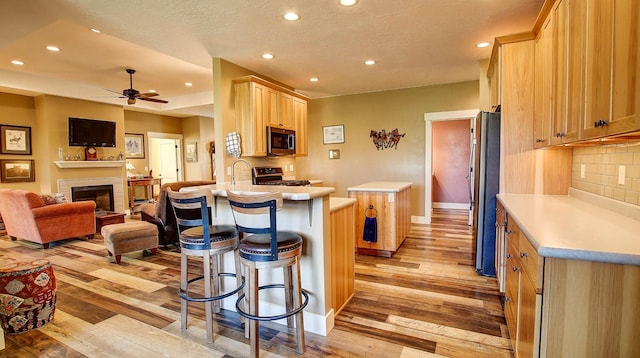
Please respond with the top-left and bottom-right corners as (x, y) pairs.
(178, 272), (244, 303)
(235, 284), (309, 322)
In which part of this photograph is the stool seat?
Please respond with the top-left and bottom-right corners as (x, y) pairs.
(239, 232), (302, 261)
(180, 225), (237, 250)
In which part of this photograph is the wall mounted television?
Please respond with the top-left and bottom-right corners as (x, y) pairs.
(68, 117), (117, 147)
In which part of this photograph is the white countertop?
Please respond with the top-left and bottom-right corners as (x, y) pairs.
(184, 183), (335, 200)
(347, 181), (412, 192)
(498, 191), (640, 266)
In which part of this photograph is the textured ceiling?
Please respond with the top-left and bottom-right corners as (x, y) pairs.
(0, 0), (544, 117)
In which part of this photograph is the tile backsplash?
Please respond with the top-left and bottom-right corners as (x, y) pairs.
(572, 143), (640, 206)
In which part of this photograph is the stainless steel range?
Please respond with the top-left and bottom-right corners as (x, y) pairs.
(252, 167), (311, 186)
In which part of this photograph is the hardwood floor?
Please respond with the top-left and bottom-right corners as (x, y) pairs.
(0, 209), (512, 357)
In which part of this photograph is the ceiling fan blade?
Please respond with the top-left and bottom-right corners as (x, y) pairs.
(139, 97), (169, 104)
(137, 92), (159, 98)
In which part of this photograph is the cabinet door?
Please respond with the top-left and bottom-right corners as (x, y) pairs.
(252, 83), (267, 156)
(234, 81), (267, 157)
(550, 0), (566, 145)
(607, 0), (639, 136)
(565, 0), (587, 143)
(533, 21), (551, 148)
(518, 276), (537, 358)
(583, 0), (613, 139)
(264, 86), (280, 128)
(294, 97), (308, 156)
(278, 92), (294, 129)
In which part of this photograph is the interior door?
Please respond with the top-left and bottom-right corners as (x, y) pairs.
(157, 140), (179, 184)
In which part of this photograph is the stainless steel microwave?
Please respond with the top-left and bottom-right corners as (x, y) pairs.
(266, 126), (296, 156)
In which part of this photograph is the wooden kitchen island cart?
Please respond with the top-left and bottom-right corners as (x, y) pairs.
(348, 182), (411, 257)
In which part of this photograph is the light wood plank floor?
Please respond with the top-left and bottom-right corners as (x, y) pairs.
(0, 209), (512, 357)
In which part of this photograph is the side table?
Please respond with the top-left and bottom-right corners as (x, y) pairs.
(95, 212), (126, 234)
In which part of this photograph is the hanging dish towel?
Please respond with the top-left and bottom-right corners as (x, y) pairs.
(225, 132), (241, 157)
(363, 205), (378, 243)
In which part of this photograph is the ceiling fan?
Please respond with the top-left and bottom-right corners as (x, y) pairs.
(114, 68), (168, 105)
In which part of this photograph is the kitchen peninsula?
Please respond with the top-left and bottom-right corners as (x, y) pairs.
(183, 182), (342, 336)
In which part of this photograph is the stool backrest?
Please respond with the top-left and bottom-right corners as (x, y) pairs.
(226, 191), (283, 261)
(167, 187), (213, 248)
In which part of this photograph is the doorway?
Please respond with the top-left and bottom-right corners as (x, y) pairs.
(424, 109), (478, 225)
(147, 132), (183, 185)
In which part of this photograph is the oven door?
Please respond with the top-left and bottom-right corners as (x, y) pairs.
(267, 126), (296, 155)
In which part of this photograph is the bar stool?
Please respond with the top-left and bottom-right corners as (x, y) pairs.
(167, 188), (244, 344)
(226, 191), (309, 357)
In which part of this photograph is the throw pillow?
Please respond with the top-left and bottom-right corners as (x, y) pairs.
(40, 193), (68, 205)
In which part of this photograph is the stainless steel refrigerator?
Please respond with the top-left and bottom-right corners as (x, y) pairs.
(470, 111), (500, 277)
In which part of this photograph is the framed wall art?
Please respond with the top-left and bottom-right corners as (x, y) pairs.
(124, 133), (145, 159)
(185, 142), (197, 162)
(323, 124), (345, 144)
(1, 125), (32, 155)
(0, 159), (35, 182)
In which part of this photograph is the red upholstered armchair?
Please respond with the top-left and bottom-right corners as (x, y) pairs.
(0, 189), (96, 248)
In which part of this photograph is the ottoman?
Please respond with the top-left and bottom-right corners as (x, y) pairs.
(101, 221), (159, 264)
(0, 259), (56, 334)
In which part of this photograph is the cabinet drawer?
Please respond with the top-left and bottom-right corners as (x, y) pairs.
(518, 233), (541, 289)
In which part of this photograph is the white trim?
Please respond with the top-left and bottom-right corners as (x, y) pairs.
(424, 109), (478, 224)
(433, 202), (470, 210)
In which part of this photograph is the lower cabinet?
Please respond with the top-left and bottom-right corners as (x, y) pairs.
(501, 212), (640, 357)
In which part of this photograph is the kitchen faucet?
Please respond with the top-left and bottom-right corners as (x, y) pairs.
(231, 158), (250, 185)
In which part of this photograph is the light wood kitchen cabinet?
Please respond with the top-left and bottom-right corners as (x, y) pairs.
(233, 80), (267, 157)
(582, 0), (639, 139)
(293, 97), (308, 156)
(347, 182), (411, 258)
(233, 76), (308, 156)
(501, 209), (639, 357)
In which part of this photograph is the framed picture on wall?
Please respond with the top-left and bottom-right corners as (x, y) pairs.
(0, 159), (35, 182)
(323, 124), (345, 144)
(0, 125), (32, 155)
(125, 133), (145, 158)
(186, 142), (197, 162)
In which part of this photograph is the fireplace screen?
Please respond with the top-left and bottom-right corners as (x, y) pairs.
(71, 185), (114, 212)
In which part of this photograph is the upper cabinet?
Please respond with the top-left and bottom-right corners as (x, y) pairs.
(233, 76), (308, 157)
(534, 0), (639, 145)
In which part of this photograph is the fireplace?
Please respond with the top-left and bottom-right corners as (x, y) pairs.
(58, 177), (125, 213)
(72, 185), (114, 212)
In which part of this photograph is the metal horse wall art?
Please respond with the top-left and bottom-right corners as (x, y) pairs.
(369, 128), (405, 150)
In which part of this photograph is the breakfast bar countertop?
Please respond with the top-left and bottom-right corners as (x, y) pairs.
(498, 190), (640, 266)
(184, 183), (335, 200)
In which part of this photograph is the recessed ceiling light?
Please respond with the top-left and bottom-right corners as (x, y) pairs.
(283, 12), (300, 21)
(148, 89), (157, 93)
(365, 59), (376, 65)
(262, 53), (274, 59)
(340, 0), (358, 6)
(185, 82), (193, 87)
(46, 45), (60, 52)
(310, 77), (319, 82)
(476, 42), (491, 48)
(90, 28), (101, 33)
(11, 60), (24, 66)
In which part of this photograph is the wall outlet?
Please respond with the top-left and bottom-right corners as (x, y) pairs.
(580, 164), (585, 178)
(227, 166), (231, 175)
(618, 165), (626, 185)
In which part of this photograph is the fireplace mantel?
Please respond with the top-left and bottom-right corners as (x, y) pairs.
(54, 160), (125, 169)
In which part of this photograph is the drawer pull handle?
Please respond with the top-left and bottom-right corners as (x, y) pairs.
(512, 266), (519, 272)
(506, 229), (513, 235)
(520, 252), (529, 258)
(505, 297), (512, 302)
(507, 254), (513, 259)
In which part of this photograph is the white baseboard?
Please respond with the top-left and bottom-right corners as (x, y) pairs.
(433, 202), (469, 210)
